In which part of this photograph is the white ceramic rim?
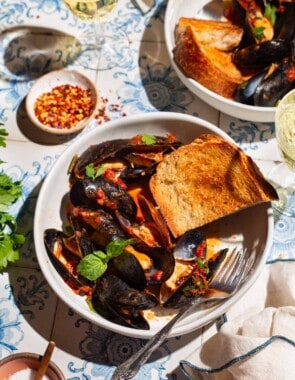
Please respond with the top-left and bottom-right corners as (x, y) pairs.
(34, 112), (274, 338)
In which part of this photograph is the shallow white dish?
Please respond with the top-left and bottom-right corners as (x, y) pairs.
(34, 112), (274, 339)
(164, 0), (276, 122)
(26, 69), (99, 135)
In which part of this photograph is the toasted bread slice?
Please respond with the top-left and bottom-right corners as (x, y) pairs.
(173, 17), (244, 99)
(149, 134), (278, 238)
(176, 17), (243, 51)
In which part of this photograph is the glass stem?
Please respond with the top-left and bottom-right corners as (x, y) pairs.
(94, 22), (106, 49)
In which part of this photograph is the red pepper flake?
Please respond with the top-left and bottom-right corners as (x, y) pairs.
(287, 66), (295, 82)
(195, 240), (206, 258)
(34, 84), (95, 129)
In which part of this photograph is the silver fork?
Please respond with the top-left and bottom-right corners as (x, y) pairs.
(111, 247), (254, 380)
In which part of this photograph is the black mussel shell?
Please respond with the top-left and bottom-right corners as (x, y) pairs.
(73, 139), (128, 178)
(173, 228), (207, 261)
(254, 57), (295, 106)
(162, 272), (202, 309)
(163, 248), (228, 309)
(69, 215), (96, 257)
(275, 2), (295, 42)
(111, 251), (148, 291)
(70, 177), (137, 219)
(233, 39), (290, 71)
(92, 275), (158, 329)
(235, 70), (268, 105)
(91, 294), (150, 330)
(137, 245), (175, 284)
(94, 275), (158, 309)
(44, 228), (91, 290)
(70, 206), (126, 246)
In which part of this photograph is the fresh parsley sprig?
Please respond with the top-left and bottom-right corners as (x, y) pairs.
(0, 213), (25, 270)
(0, 128), (8, 148)
(0, 124), (25, 271)
(77, 238), (137, 281)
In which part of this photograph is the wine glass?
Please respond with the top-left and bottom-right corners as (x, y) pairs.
(63, 0), (130, 70)
(268, 89), (295, 217)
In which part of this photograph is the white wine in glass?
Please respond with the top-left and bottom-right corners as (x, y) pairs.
(63, 0), (129, 70)
(269, 89), (295, 216)
(63, 0), (118, 22)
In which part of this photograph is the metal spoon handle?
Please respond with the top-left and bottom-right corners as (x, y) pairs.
(111, 298), (203, 380)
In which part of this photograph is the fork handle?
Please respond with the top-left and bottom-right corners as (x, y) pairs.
(111, 298), (204, 380)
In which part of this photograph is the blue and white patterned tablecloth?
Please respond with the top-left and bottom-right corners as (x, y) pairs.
(0, 1), (294, 379)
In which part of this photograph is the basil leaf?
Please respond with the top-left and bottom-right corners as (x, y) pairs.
(106, 238), (138, 259)
(77, 250), (108, 281)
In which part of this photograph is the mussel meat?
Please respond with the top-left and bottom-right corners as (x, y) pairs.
(110, 244), (175, 290)
(44, 228), (92, 293)
(115, 192), (172, 248)
(162, 248), (228, 309)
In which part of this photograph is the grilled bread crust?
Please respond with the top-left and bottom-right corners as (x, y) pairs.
(173, 17), (244, 99)
(149, 134), (278, 238)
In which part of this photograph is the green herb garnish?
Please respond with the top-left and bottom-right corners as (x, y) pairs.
(195, 257), (206, 269)
(0, 129), (8, 148)
(264, 4), (277, 26)
(253, 26), (266, 41)
(85, 163), (105, 179)
(0, 124), (25, 271)
(77, 238), (137, 281)
(141, 134), (156, 145)
(0, 175), (22, 212)
(0, 213), (25, 270)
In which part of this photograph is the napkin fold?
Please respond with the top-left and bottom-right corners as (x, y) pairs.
(180, 261), (295, 380)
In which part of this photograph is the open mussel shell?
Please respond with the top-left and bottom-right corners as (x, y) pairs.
(173, 228), (206, 261)
(92, 275), (158, 329)
(162, 248), (228, 309)
(110, 245), (175, 290)
(138, 245), (175, 283)
(71, 139), (128, 178)
(235, 56), (295, 107)
(43, 228), (91, 291)
(70, 136), (181, 179)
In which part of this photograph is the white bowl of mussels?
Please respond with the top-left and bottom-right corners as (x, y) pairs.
(34, 112), (274, 339)
(164, 0), (295, 122)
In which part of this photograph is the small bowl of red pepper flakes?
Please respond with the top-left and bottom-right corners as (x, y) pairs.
(26, 69), (100, 135)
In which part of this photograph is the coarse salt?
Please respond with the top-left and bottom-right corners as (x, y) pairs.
(6, 367), (50, 380)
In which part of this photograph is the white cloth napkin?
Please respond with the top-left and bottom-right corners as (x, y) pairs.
(180, 261), (295, 380)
